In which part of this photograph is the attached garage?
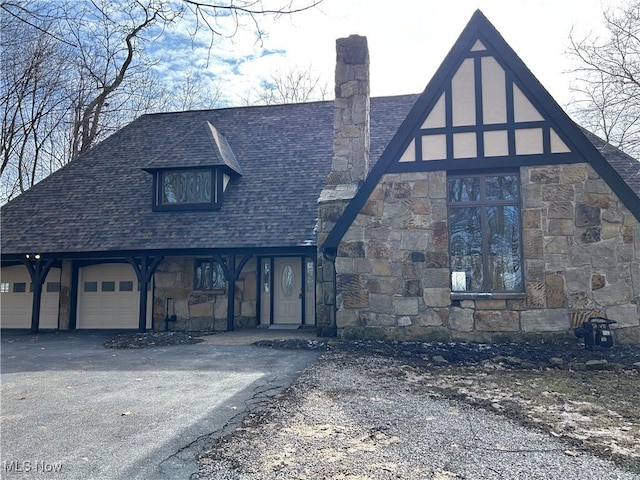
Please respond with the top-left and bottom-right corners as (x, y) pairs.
(1, 265), (61, 329)
(77, 264), (152, 329)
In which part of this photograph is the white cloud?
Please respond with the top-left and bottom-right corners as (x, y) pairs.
(151, 0), (616, 108)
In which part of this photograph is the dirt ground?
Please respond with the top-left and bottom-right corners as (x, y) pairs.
(208, 339), (640, 477)
(103, 333), (640, 475)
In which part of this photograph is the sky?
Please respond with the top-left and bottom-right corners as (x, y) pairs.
(175, 0), (619, 108)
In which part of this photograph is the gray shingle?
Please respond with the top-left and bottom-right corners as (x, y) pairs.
(0, 96), (417, 254)
(2, 94), (637, 256)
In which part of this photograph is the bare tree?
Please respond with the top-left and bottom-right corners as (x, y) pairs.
(0, 0), (323, 202)
(163, 68), (223, 111)
(568, 0), (640, 157)
(1, 6), (72, 198)
(63, 0), (180, 159)
(242, 65), (329, 105)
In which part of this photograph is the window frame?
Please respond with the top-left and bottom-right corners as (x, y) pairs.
(193, 258), (227, 291)
(447, 170), (524, 295)
(152, 167), (224, 211)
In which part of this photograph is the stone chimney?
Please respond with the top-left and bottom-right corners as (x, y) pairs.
(327, 34), (370, 189)
(316, 35), (370, 337)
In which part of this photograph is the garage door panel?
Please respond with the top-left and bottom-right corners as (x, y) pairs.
(1, 266), (60, 329)
(78, 264), (151, 329)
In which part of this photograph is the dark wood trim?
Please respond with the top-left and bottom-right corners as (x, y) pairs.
(126, 255), (163, 332)
(256, 256), (263, 326)
(1, 246), (315, 263)
(543, 125), (551, 155)
(420, 120), (549, 136)
(300, 257), (306, 325)
(269, 257), (274, 325)
(21, 256), (56, 333)
(386, 153), (584, 174)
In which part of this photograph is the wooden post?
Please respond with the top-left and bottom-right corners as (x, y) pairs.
(22, 256), (55, 334)
(127, 256), (163, 333)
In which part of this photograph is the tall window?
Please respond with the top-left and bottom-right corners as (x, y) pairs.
(447, 172), (523, 293)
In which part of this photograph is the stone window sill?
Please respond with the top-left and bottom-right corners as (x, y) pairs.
(451, 292), (526, 300)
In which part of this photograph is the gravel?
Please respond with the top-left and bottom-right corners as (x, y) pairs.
(103, 331), (204, 348)
(197, 351), (640, 480)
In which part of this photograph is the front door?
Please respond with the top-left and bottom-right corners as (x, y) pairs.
(273, 257), (302, 324)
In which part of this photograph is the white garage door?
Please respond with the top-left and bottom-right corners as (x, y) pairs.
(77, 264), (152, 329)
(1, 265), (61, 329)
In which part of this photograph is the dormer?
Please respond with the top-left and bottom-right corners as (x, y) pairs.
(143, 121), (243, 211)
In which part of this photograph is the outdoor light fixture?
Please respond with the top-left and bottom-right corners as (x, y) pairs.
(25, 254), (41, 260)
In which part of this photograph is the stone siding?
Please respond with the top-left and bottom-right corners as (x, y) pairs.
(330, 164), (640, 344)
(153, 256), (257, 331)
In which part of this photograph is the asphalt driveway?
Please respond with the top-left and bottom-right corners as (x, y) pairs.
(1, 332), (321, 479)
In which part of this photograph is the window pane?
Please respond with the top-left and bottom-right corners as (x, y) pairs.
(487, 206), (523, 291)
(448, 177), (480, 203)
(119, 281), (134, 292)
(84, 281), (98, 292)
(282, 264), (294, 297)
(195, 171), (212, 203)
(0, 283), (9, 293)
(162, 170), (212, 204)
(306, 259), (315, 292)
(102, 281), (116, 292)
(263, 260), (270, 293)
(449, 207), (483, 291)
(13, 282), (26, 293)
(485, 175), (519, 201)
(46, 282), (61, 293)
(194, 260), (225, 290)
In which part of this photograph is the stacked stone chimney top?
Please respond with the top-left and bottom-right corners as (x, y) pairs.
(321, 34), (370, 202)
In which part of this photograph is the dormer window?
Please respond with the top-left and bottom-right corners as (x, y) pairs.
(143, 121), (244, 212)
(162, 169), (211, 204)
(152, 167), (224, 211)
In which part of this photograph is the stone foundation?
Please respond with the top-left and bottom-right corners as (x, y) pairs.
(329, 164), (640, 344)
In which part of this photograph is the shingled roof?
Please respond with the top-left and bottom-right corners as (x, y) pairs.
(581, 128), (640, 198)
(0, 95), (418, 255)
(2, 93), (638, 257)
(144, 121), (244, 174)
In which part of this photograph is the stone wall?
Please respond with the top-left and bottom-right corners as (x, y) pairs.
(331, 164), (640, 344)
(153, 256), (257, 331)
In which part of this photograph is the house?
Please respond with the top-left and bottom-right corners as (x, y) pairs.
(2, 11), (639, 343)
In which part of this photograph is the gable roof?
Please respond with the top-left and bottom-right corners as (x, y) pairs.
(322, 10), (640, 252)
(0, 95), (417, 257)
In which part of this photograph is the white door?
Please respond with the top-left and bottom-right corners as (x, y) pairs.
(78, 264), (151, 329)
(273, 258), (302, 325)
(1, 266), (61, 329)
